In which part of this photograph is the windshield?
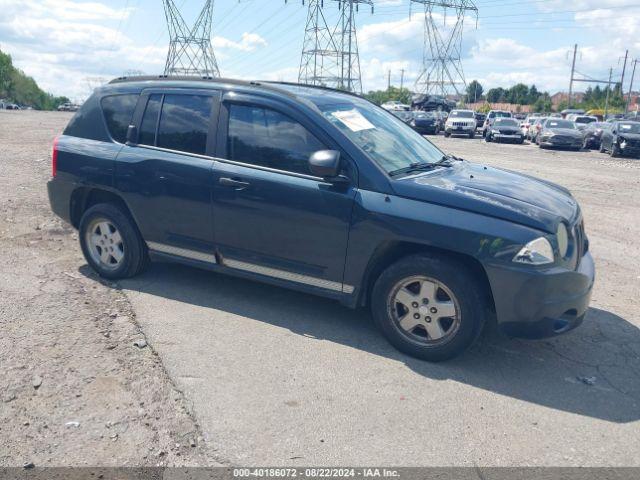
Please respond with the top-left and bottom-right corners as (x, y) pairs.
(546, 119), (575, 129)
(575, 116), (596, 124)
(618, 122), (640, 134)
(490, 111), (511, 118)
(494, 118), (519, 127)
(319, 101), (444, 174)
(449, 111), (474, 118)
(414, 111), (435, 119)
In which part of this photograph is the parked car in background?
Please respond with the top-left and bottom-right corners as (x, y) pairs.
(485, 118), (525, 144)
(537, 119), (583, 150)
(47, 76), (594, 361)
(528, 117), (548, 142)
(560, 108), (585, 118)
(391, 110), (414, 124)
(58, 102), (80, 112)
(409, 111), (441, 135)
(381, 100), (410, 111)
(521, 115), (542, 137)
(444, 109), (476, 138)
(570, 115), (598, 131)
(482, 110), (512, 137)
(599, 121), (640, 158)
(582, 122), (610, 150)
(474, 112), (486, 129)
(5, 103), (21, 110)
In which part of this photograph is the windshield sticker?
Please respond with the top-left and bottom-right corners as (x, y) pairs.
(621, 125), (632, 130)
(332, 109), (375, 132)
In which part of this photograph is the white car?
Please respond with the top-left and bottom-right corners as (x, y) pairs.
(444, 109), (476, 138)
(521, 115), (542, 137)
(381, 100), (410, 111)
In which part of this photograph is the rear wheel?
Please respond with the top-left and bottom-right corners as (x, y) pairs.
(469, 132), (475, 139)
(610, 141), (619, 157)
(371, 254), (486, 361)
(79, 203), (149, 279)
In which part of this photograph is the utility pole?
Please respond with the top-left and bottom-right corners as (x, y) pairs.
(568, 43), (577, 108)
(400, 69), (405, 90)
(163, 0), (220, 77)
(620, 50), (629, 96)
(626, 59), (638, 114)
(604, 67), (613, 118)
(387, 69), (391, 91)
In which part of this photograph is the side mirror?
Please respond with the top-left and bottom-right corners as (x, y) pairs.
(309, 150), (342, 179)
(126, 125), (138, 145)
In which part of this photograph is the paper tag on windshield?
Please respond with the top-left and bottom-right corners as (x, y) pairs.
(332, 109), (375, 132)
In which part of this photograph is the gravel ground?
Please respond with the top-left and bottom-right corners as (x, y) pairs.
(1, 111), (639, 467)
(0, 110), (214, 467)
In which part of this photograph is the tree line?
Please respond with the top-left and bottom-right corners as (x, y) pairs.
(0, 49), (69, 110)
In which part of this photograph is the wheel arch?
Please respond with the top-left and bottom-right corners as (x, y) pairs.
(70, 187), (137, 230)
(357, 241), (495, 313)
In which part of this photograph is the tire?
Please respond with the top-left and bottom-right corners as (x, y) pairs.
(485, 134), (492, 142)
(370, 254), (487, 361)
(599, 141), (606, 153)
(610, 141), (619, 157)
(469, 132), (475, 139)
(444, 131), (451, 138)
(79, 203), (149, 280)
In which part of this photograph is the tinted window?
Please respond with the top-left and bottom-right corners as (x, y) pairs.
(157, 94), (213, 155)
(546, 120), (575, 129)
(494, 118), (519, 126)
(139, 94), (162, 146)
(227, 104), (325, 175)
(101, 94), (138, 143)
(449, 111), (474, 118)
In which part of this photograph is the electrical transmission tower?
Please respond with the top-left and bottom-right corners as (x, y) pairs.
(163, 0), (220, 77)
(295, 0), (373, 93)
(411, 0), (477, 97)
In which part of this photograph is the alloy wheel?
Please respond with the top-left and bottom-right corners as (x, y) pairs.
(85, 218), (125, 270)
(388, 276), (461, 346)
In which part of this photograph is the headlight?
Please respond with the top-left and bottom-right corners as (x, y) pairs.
(513, 237), (554, 265)
(557, 223), (568, 258)
(491, 129), (500, 134)
(545, 131), (555, 137)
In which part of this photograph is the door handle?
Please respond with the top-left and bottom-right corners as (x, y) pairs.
(219, 177), (250, 189)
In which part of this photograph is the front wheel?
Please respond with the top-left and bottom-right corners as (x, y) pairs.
(371, 255), (487, 361)
(79, 203), (149, 279)
(444, 131), (451, 138)
(469, 132), (475, 139)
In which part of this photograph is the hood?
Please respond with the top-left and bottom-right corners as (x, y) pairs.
(618, 132), (640, 141)
(493, 126), (520, 133)
(391, 162), (578, 233)
(545, 128), (582, 137)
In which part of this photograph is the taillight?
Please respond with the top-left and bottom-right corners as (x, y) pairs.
(52, 136), (59, 177)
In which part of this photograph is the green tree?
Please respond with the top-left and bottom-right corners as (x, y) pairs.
(0, 47), (68, 110)
(364, 86), (412, 106)
(532, 94), (552, 113)
(486, 87), (505, 103)
(465, 80), (483, 103)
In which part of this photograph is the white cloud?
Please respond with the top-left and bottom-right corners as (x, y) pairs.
(0, 0), (268, 100)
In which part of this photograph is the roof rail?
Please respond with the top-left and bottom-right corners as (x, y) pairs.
(259, 80), (364, 99)
(108, 75), (255, 86)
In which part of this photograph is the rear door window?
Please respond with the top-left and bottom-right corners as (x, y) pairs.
(138, 94), (162, 146)
(226, 104), (325, 175)
(156, 94), (213, 155)
(101, 94), (139, 143)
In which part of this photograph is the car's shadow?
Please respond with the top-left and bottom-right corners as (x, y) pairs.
(81, 261), (640, 424)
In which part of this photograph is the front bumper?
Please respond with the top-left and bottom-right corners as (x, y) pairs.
(412, 123), (438, 134)
(619, 142), (640, 157)
(485, 252), (595, 339)
(492, 133), (524, 142)
(445, 125), (475, 134)
(539, 137), (583, 148)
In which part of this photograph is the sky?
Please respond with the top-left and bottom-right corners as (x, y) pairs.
(0, 0), (638, 101)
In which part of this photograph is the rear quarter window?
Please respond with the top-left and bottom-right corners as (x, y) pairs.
(101, 94), (139, 143)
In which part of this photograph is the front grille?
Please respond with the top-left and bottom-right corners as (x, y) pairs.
(452, 121), (471, 127)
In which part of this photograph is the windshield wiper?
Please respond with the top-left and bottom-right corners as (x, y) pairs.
(389, 162), (444, 177)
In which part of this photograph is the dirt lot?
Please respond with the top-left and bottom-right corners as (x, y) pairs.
(0, 111), (215, 467)
(1, 111), (639, 467)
